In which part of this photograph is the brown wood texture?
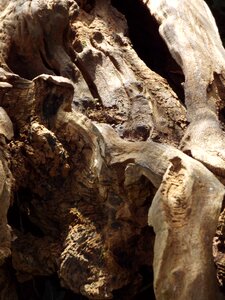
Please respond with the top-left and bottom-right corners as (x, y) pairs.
(0, 0), (225, 299)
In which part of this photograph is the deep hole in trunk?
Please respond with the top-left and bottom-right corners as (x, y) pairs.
(111, 0), (185, 103)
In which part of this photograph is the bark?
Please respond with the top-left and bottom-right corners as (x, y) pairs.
(0, 0), (224, 299)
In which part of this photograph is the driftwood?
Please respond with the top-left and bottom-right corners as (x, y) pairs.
(0, 0), (225, 299)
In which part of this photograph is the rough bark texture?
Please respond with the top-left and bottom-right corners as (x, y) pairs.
(0, 0), (225, 299)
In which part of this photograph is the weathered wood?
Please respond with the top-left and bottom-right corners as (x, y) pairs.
(0, 0), (224, 299)
(98, 123), (225, 299)
(145, 0), (225, 176)
(149, 156), (224, 300)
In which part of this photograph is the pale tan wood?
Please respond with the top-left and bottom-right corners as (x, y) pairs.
(145, 0), (225, 176)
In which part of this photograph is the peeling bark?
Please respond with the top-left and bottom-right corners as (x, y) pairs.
(0, 0), (224, 299)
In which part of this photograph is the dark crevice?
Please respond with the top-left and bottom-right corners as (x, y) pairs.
(75, 56), (102, 101)
(111, 0), (185, 103)
(219, 107), (225, 129)
(39, 49), (59, 77)
(113, 265), (155, 300)
(77, 0), (96, 13)
(134, 266), (155, 300)
(42, 93), (64, 119)
(8, 188), (44, 238)
(16, 274), (88, 300)
(205, 0), (225, 46)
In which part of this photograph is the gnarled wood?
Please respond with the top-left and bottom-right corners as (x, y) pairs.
(149, 156), (224, 300)
(0, 0), (224, 299)
(145, 0), (225, 176)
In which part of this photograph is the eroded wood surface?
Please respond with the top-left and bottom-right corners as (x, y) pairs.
(145, 0), (225, 176)
(0, 0), (224, 299)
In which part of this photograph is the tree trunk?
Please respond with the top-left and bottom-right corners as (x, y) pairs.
(0, 0), (225, 299)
